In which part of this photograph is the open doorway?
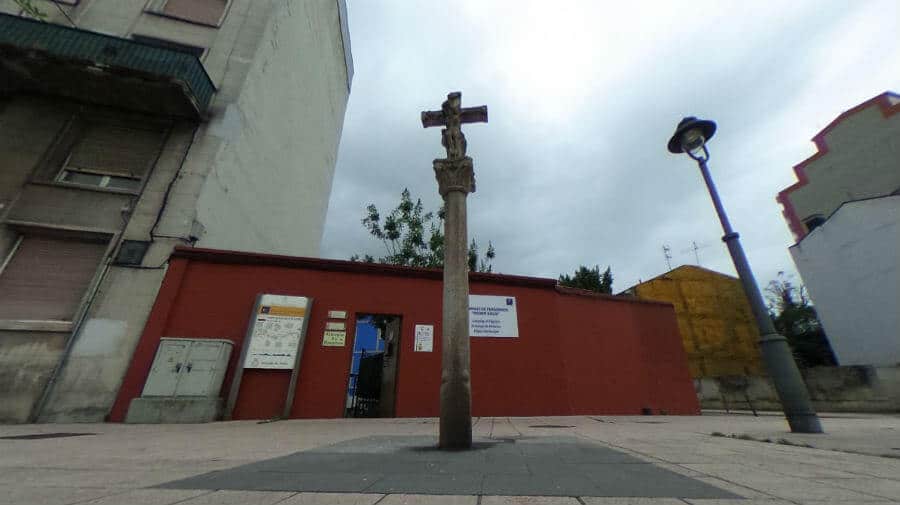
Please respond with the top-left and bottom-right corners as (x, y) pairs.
(345, 314), (401, 418)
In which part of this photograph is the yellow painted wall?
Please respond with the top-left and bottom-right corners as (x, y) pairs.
(631, 266), (762, 378)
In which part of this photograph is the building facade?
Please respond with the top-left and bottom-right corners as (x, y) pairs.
(778, 92), (899, 367)
(108, 247), (700, 422)
(0, 0), (352, 423)
(623, 265), (763, 378)
(789, 196), (899, 366)
(777, 92), (900, 241)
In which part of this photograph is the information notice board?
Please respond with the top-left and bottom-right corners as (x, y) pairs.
(245, 294), (311, 369)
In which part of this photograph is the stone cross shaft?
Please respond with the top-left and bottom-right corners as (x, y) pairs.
(421, 92), (487, 450)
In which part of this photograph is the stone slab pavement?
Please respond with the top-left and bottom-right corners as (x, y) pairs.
(0, 412), (898, 505)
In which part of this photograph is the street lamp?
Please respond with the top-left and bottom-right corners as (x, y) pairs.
(668, 117), (823, 434)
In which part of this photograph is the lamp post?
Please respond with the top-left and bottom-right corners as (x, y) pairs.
(667, 117), (823, 434)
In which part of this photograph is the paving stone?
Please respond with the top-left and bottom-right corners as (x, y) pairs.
(178, 490), (295, 504)
(683, 500), (794, 505)
(583, 499), (698, 505)
(81, 489), (210, 504)
(817, 477), (900, 500)
(688, 477), (775, 499)
(163, 470), (383, 493)
(279, 492), (385, 504)
(366, 473), (484, 495)
(587, 464), (740, 499)
(482, 473), (599, 497)
(0, 486), (117, 505)
(480, 497), (581, 504)
(378, 494), (478, 504)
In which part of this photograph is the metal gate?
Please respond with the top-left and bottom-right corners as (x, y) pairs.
(350, 351), (383, 417)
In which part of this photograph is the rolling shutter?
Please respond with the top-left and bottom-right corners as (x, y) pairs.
(0, 236), (108, 321)
(163, 0), (227, 26)
(66, 122), (166, 178)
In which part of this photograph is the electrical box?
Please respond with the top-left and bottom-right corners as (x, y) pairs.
(142, 338), (233, 397)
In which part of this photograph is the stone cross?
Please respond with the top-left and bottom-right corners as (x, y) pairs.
(421, 92), (488, 160)
(421, 92), (488, 450)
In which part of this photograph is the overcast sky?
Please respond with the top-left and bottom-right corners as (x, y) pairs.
(321, 0), (899, 293)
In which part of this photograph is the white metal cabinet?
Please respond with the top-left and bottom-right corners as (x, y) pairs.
(142, 338), (233, 397)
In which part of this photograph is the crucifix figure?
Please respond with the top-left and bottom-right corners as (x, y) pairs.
(421, 92), (488, 450)
(422, 92), (488, 160)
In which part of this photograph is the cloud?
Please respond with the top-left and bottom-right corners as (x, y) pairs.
(322, 0), (900, 294)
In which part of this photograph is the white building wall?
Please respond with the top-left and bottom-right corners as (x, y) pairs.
(194, 0), (349, 257)
(790, 196), (900, 366)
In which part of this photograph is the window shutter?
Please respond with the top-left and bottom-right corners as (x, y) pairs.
(163, 0), (227, 26)
(66, 123), (166, 178)
(0, 236), (108, 321)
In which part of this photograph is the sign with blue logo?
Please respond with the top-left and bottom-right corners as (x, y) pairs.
(468, 295), (519, 338)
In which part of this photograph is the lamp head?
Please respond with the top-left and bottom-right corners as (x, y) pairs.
(668, 117), (717, 160)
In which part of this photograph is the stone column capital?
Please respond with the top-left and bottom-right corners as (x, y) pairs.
(434, 157), (475, 197)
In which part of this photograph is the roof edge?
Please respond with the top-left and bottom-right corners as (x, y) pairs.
(556, 285), (673, 307)
(777, 91), (900, 241)
(789, 193), (900, 247)
(171, 246), (560, 289)
(171, 247), (673, 307)
(621, 264), (739, 293)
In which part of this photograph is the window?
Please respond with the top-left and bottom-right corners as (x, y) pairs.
(803, 215), (826, 232)
(50, 119), (168, 194)
(149, 0), (228, 27)
(56, 169), (142, 192)
(0, 233), (108, 321)
(131, 35), (206, 58)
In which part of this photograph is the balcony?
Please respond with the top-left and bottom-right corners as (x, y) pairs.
(0, 13), (214, 118)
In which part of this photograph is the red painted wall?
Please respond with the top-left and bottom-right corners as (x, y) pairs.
(109, 248), (699, 422)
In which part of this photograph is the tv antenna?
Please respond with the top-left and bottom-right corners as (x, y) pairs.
(662, 244), (672, 270)
(680, 241), (711, 265)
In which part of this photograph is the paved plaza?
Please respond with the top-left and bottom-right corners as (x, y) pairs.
(0, 413), (898, 504)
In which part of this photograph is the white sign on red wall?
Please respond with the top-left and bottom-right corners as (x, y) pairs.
(468, 295), (519, 338)
(245, 295), (310, 369)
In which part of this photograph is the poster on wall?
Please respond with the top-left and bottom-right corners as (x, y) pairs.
(414, 324), (434, 352)
(322, 330), (346, 347)
(245, 295), (311, 369)
(468, 295), (519, 338)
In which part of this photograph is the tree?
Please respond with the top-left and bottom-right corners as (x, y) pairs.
(14, 0), (46, 19)
(765, 271), (837, 368)
(558, 265), (613, 294)
(352, 188), (496, 272)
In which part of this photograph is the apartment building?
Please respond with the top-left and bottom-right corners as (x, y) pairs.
(778, 92), (899, 366)
(0, 0), (353, 422)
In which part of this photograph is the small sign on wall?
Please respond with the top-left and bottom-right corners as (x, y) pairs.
(322, 330), (347, 347)
(414, 324), (434, 352)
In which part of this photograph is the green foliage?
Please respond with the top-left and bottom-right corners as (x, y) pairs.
(14, 0), (46, 19)
(467, 239), (495, 273)
(352, 188), (496, 272)
(558, 265), (613, 294)
(765, 271), (837, 368)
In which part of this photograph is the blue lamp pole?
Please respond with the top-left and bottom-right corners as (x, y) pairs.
(667, 117), (823, 434)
